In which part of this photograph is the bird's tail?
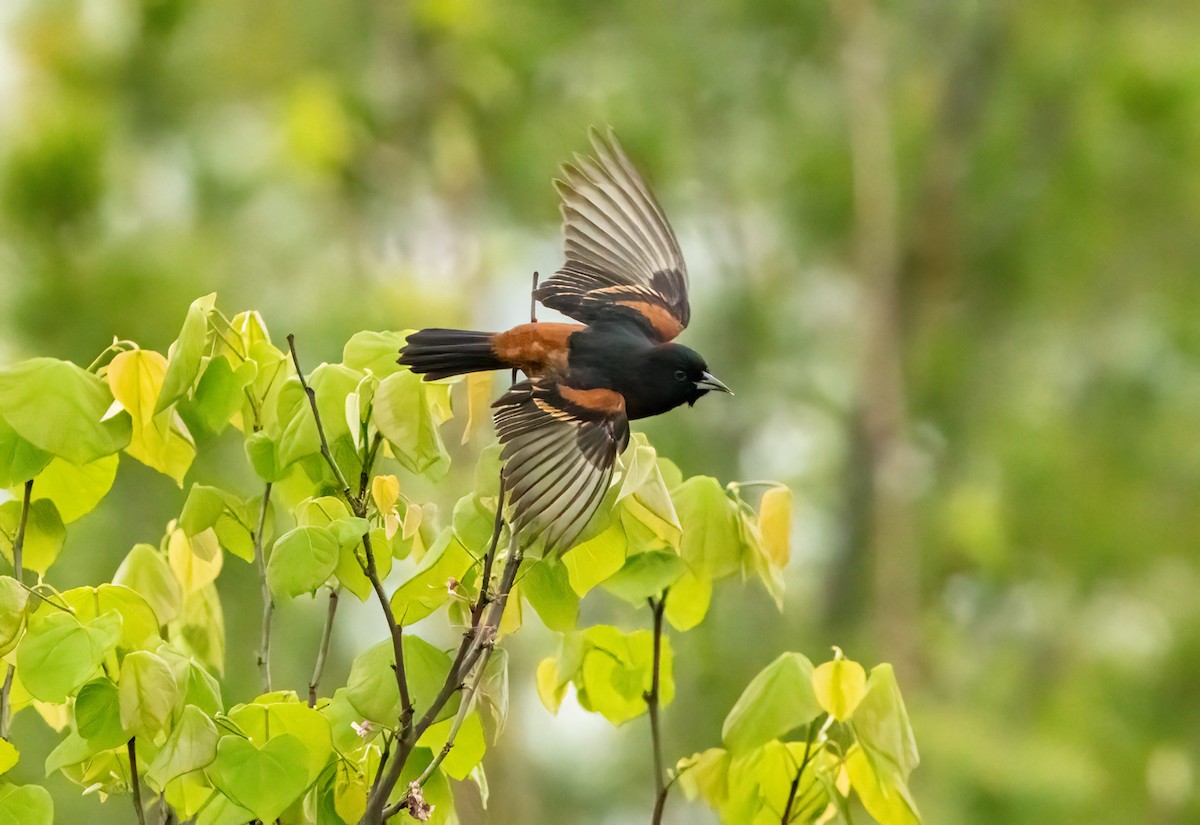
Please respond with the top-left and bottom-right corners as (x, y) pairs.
(398, 328), (505, 381)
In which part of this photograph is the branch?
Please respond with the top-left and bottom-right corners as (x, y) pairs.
(367, 532), (524, 824)
(0, 479), (32, 741)
(252, 483), (274, 693)
(384, 631), (498, 820)
(308, 587), (340, 707)
(780, 717), (824, 824)
(286, 333), (353, 502)
(647, 590), (669, 825)
(128, 738), (147, 825)
(288, 334), (414, 768)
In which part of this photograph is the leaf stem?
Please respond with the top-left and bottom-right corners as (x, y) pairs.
(308, 587), (340, 707)
(252, 483), (274, 693)
(647, 589), (669, 825)
(0, 479), (32, 741)
(128, 738), (147, 825)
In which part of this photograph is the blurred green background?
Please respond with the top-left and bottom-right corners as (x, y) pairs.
(2, 0), (1199, 822)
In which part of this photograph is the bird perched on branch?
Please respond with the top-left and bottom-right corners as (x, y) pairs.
(398, 128), (732, 554)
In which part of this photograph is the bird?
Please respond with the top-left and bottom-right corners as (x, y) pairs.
(398, 127), (732, 555)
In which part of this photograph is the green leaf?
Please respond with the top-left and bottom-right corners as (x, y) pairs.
(373, 370), (452, 478)
(225, 700), (334, 784)
(180, 485), (227, 536)
(157, 645), (223, 717)
(0, 415), (51, 488)
(188, 355), (254, 435)
(243, 432), (283, 482)
(16, 611), (120, 702)
(576, 626), (670, 726)
(673, 476), (742, 580)
(0, 783), (53, 825)
(19, 454), (118, 523)
(601, 550), (686, 604)
(0, 358), (131, 464)
(119, 650), (179, 736)
(677, 747), (731, 809)
(346, 635), (457, 726)
(663, 567), (712, 632)
(813, 653), (867, 721)
(170, 583), (226, 676)
(208, 734), (310, 823)
(157, 293), (217, 414)
(267, 526), (339, 599)
(521, 559), (579, 632)
(146, 704), (219, 789)
(114, 544), (182, 625)
(169, 528), (223, 595)
(60, 584), (161, 651)
(0, 741), (16, 776)
(562, 522), (627, 596)
(0, 498), (65, 575)
(850, 664), (919, 781)
(343, 330), (407, 377)
(74, 678), (131, 751)
(845, 743), (922, 825)
(417, 713), (487, 780)
(389, 529), (473, 624)
(108, 349), (200, 486)
(721, 652), (822, 753)
(0, 577), (28, 656)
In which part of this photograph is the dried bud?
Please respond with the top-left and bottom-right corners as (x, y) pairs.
(404, 781), (434, 821)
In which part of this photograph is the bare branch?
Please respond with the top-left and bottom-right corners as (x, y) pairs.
(647, 590), (669, 825)
(308, 587), (340, 707)
(252, 483), (274, 693)
(128, 738), (147, 825)
(286, 333), (353, 502)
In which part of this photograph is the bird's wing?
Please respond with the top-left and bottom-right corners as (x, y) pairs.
(493, 378), (630, 555)
(535, 127), (690, 343)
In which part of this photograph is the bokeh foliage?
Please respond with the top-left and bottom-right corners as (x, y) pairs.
(1, 0), (1198, 823)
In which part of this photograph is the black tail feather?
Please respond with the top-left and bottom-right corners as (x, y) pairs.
(398, 328), (504, 381)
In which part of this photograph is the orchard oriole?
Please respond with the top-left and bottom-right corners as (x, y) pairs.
(398, 128), (731, 554)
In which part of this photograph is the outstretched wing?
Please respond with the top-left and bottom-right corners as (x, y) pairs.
(535, 127), (690, 343)
(493, 379), (630, 555)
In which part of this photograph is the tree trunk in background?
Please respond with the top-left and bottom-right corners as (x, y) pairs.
(832, 0), (920, 680)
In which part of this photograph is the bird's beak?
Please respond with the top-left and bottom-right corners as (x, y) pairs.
(697, 371), (734, 395)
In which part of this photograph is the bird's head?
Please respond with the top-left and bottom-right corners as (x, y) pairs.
(651, 344), (733, 410)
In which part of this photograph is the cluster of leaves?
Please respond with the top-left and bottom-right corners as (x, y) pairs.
(0, 294), (920, 824)
(680, 650), (921, 824)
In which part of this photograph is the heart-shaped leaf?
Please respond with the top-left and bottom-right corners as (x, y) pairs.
(208, 734), (309, 823)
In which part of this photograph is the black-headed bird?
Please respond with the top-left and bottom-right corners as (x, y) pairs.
(398, 128), (732, 554)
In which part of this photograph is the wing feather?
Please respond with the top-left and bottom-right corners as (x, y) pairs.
(537, 128), (690, 342)
(492, 378), (630, 555)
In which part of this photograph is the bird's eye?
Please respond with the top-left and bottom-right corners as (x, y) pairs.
(674, 370), (687, 381)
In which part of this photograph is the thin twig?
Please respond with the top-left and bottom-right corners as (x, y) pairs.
(289, 334), (414, 765)
(286, 333), (353, 501)
(0, 480), (32, 741)
(252, 483), (274, 693)
(128, 738), (147, 825)
(647, 590), (669, 825)
(308, 587), (340, 707)
(780, 717), (824, 824)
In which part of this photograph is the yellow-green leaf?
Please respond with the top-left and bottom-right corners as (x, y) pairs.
(813, 652), (867, 721)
